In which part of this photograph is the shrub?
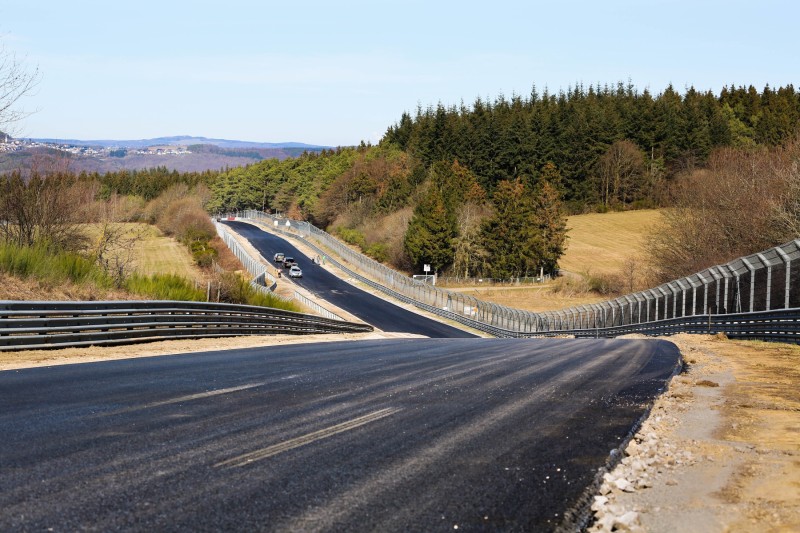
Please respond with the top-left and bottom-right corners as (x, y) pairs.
(215, 272), (299, 311)
(364, 242), (389, 263)
(0, 243), (112, 287)
(587, 272), (623, 296)
(336, 226), (366, 248)
(124, 273), (206, 301)
(189, 241), (219, 268)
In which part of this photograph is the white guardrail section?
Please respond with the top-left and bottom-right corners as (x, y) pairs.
(225, 210), (800, 341)
(214, 220), (345, 322)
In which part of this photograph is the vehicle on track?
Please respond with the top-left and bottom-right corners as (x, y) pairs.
(273, 252), (285, 262)
(283, 257), (296, 268)
(289, 265), (303, 278)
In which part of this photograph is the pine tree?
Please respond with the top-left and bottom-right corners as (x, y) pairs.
(533, 176), (568, 274)
(479, 179), (541, 279)
(403, 186), (456, 273)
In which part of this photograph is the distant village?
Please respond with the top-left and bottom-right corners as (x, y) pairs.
(0, 136), (192, 156)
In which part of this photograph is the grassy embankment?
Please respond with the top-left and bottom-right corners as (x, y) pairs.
(447, 209), (663, 312)
(0, 223), (297, 310)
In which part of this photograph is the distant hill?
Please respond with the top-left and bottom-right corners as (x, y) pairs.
(28, 135), (329, 151)
(1, 135), (332, 174)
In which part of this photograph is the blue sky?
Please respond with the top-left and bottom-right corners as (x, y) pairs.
(1, 0), (797, 146)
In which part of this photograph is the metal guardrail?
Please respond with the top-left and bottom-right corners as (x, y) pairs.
(509, 308), (800, 342)
(0, 300), (373, 351)
(228, 210), (800, 343)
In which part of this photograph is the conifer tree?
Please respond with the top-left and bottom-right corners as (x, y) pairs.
(403, 186), (456, 273)
(479, 178), (541, 279)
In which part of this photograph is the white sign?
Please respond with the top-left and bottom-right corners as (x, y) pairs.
(423, 264), (431, 272)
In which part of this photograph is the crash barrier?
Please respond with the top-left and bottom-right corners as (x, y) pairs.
(0, 300), (373, 351)
(226, 210), (800, 343)
(215, 221), (344, 321)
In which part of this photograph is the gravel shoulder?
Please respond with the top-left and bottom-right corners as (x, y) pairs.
(2, 332), (798, 531)
(589, 333), (800, 532)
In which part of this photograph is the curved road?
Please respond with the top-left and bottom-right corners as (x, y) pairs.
(0, 337), (681, 532)
(224, 220), (475, 338)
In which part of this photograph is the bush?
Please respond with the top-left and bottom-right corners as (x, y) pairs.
(336, 226), (367, 248)
(215, 272), (299, 311)
(189, 241), (218, 267)
(124, 273), (206, 301)
(0, 243), (112, 287)
(364, 242), (389, 263)
(587, 272), (623, 296)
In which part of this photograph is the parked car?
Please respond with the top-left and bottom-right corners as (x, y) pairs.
(283, 257), (296, 268)
(289, 265), (303, 278)
(273, 252), (285, 263)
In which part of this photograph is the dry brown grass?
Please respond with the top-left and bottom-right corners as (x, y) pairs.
(448, 282), (608, 313)
(560, 209), (663, 276)
(444, 210), (663, 311)
(0, 272), (133, 301)
(129, 223), (204, 282)
(0, 223), (206, 302)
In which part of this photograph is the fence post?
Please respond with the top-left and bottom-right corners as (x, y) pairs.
(757, 253), (772, 311)
(674, 280), (687, 317)
(775, 246), (791, 309)
(697, 271), (710, 315)
(741, 257), (757, 313)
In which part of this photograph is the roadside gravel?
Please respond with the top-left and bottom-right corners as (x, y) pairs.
(588, 333), (800, 532)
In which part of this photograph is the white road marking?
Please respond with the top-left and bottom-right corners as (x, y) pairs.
(215, 407), (402, 468)
(103, 382), (265, 415)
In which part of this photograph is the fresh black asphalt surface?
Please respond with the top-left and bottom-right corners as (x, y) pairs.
(0, 337), (681, 532)
(223, 220), (475, 338)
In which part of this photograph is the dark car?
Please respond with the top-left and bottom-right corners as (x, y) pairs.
(283, 257), (296, 268)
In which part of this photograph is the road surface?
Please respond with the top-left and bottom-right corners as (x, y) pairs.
(224, 220), (475, 338)
(0, 337), (681, 532)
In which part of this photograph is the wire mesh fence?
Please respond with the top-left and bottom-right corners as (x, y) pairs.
(231, 210), (800, 340)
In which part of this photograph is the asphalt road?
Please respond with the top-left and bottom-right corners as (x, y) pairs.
(223, 220), (476, 338)
(0, 337), (681, 532)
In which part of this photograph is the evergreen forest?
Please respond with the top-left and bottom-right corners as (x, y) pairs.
(205, 82), (800, 280)
(26, 83), (799, 282)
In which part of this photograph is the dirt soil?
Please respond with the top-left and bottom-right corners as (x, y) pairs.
(589, 333), (800, 532)
(1, 332), (798, 532)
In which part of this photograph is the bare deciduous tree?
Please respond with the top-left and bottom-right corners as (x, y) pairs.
(92, 222), (145, 286)
(0, 41), (39, 135)
(0, 170), (88, 252)
(648, 139), (800, 282)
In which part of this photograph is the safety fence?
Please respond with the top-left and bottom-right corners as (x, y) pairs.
(230, 210), (800, 342)
(0, 300), (373, 351)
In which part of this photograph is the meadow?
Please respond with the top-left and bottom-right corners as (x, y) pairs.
(447, 209), (663, 312)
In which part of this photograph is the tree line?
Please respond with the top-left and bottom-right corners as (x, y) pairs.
(205, 82), (800, 281)
(383, 82), (800, 212)
(13, 81), (795, 286)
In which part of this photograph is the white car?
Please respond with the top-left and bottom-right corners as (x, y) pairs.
(289, 265), (303, 278)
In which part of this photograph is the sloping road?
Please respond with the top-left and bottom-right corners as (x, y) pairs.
(224, 220), (476, 338)
(0, 337), (681, 532)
